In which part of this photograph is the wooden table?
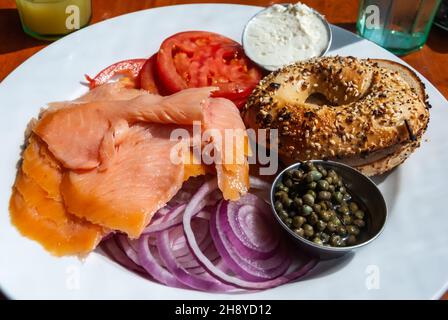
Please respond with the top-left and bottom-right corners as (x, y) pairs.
(0, 0), (447, 300)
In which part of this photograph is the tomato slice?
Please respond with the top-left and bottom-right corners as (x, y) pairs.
(156, 31), (262, 107)
(139, 54), (160, 94)
(85, 59), (146, 89)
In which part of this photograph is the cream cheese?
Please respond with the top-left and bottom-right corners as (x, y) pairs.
(243, 3), (330, 70)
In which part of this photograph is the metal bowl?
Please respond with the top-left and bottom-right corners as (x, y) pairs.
(242, 3), (333, 71)
(270, 160), (387, 260)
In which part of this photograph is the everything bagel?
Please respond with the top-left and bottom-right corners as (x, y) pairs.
(242, 56), (430, 176)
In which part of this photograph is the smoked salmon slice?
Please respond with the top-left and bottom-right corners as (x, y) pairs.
(60, 125), (185, 238)
(11, 169), (103, 256)
(21, 135), (62, 201)
(203, 98), (250, 200)
(10, 136), (104, 256)
(34, 87), (214, 170)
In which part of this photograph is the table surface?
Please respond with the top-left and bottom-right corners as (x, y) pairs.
(0, 0), (447, 300)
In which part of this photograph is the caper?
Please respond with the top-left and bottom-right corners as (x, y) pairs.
(302, 193), (315, 206)
(274, 201), (283, 212)
(292, 169), (303, 180)
(317, 180), (329, 191)
(285, 217), (292, 227)
(331, 216), (342, 226)
(276, 182), (285, 190)
(319, 210), (332, 222)
(338, 205), (349, 214)
(303, 224), (314, 237)
(283, 170), (293, 179)
(294, 228), (305, 237)
(319, 201), (328, 210)
(325, 176), (333, 184)
(332, 191), (343, 203)
(338, 186), (346, 193)
(307, 182), (317, 190)
(293, 216), (306, 228)
(275, 190), (287, 200)
(321, 232), (330, 243)
(303, 161), (315, 171)
(328, 208), (337, 217)
(316, 220), (327, 231)
(349, 202), (359, 212)
(335, 179), (343, 188)
(294, 197), (303, 208)
(328, 184), (335, 192)
(354, 210), (365, 220)
(326, 221), (337, 232)
(313, 237), (323, 245)
(330, 235), (343, 247)
(342, 214), (352, 225)
(282, 197), (293, 209)
(346, 235), (357, 245)
(301, 205), (313, 216)
(316, 165), (327, 177)
(306, 170), (323, 182)
(328, 170), (337, 178)
(347, 225), (360, 235)
(284, 178), (293, 188)
(306, 190), (316, 198)
(308, 213), (319, 225)
(313, 204), (322, 213)
(318, 191), (332, 200)
(353, 219), (366, 228)
(288, 210), (297, 218)
(337, 226), (347, 236)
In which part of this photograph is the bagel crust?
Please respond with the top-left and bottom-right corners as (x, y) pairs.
(242, 56), (430, 176)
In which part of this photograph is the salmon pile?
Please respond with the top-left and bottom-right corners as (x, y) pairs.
(9, 83), (249, 256)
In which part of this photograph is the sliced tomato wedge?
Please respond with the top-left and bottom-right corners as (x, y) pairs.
(85, 59), (146, 89)
(156, 31), (262, 107)
(139, 54), (160, 94)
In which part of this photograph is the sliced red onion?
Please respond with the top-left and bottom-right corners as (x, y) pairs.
(183, 179), (318, 289)
(116, 234), (141, 266)
(103, 176), (318, 292)
(143, 204), (186, 234)
(138, 235), (188, 289)
(212, 201), (291, 281)
(220, 195), (280, 259)
(100, 237), (145, 274)
(152, 206), (172, 220)
(156, 228), (235, 292)
(170, 217), (210, 256)
(152, 199), (233, 291)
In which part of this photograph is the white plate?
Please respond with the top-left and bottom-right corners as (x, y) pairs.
(1, 4), (447, 300)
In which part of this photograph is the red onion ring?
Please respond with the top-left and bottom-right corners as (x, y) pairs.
(212, 200), (291, 281)
(182, 178), (318, 289)
(138, 235), (188, 289)
(156, 229), (235, 292)
(143, 204), (186, 234)
(220, 195), (280, 259)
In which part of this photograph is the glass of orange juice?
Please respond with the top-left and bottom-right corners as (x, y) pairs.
(16, 0), (92, 41)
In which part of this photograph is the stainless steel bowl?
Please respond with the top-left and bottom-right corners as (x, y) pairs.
(242, 3), (333, 71)
(270, 160), (387, 260)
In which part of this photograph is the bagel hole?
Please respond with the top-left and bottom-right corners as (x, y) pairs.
(305, 93), (335, 106)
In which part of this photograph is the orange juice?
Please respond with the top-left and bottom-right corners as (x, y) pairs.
(16, 0), (91, 40)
